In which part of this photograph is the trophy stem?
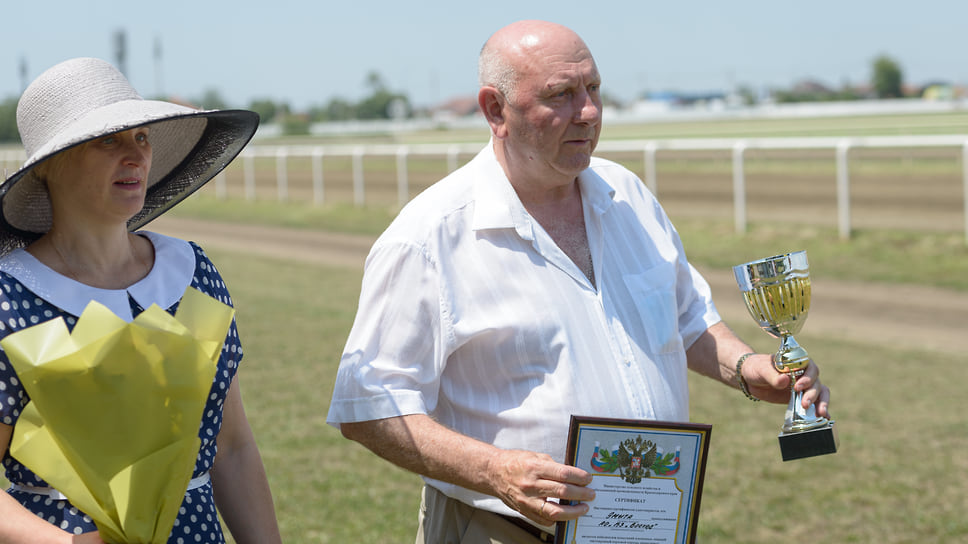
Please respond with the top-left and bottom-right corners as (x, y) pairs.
(782, 369), (828, 433)
(775, 334), (827, 432)
(775, 334), (809, 373)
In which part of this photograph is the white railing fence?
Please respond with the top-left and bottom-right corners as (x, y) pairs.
(3, 135), (967, 241)
(595, 135), (968, 240)
(222, 142), (483, 207)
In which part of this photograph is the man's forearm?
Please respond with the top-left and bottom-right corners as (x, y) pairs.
(340, 414), (503, 495)
(685, 321), (754, 387)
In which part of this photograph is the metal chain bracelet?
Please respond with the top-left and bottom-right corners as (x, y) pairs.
(735, 352), (761, 402)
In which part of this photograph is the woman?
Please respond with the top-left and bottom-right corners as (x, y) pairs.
(0, 58), (282, 543)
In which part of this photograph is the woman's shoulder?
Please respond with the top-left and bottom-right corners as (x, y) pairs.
(0, 267), (28, 301)
(0, 249), (52, 301)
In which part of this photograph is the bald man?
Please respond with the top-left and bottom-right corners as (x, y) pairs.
(327, 20), (830, 544)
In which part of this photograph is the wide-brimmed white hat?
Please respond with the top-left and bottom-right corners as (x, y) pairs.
(0, 57), (259, 254)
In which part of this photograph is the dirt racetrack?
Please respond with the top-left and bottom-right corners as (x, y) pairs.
(152, 215), (968, 358)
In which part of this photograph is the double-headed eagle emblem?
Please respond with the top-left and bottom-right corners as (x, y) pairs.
(616, 435), (658, 484)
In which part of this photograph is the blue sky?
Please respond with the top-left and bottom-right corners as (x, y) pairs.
(3, 1), (965, 110)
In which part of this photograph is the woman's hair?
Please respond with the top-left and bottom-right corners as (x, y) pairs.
(29, 144), (79, 187)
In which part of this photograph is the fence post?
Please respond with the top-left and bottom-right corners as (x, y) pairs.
(732, 141), (747, 234)
(214, 171), (226, 200)
(644, 141), (657, 196)
(244, 153), (255, 201)
(353, 147), (365, 206)
(311, 147), (325, 205)
(836, 140), (852, 240)
(275, 147), (289, 202)
(1, 149), (23, 180)
(396, 146), (410, 208)
(447, 145), (460, 172)
(963, 141), (968, 244)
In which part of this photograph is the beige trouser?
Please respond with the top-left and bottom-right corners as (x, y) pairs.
(415, 485), (550, 544)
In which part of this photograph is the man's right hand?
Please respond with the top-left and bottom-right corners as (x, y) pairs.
(486, 448), (596, 526)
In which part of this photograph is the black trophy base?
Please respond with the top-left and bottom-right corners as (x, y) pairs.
(778, 420), (838, 461)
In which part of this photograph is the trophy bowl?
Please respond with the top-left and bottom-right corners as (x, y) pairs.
(734, 251), (813, 375)
(734, 251), (838, 460)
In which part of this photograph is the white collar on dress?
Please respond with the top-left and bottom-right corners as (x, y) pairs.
(0, 231), (195, 322)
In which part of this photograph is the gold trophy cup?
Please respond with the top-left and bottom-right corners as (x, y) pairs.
(733, 251), (838, 461)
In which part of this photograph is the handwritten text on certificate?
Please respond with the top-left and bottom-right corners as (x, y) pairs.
(574, 476), (682, 542)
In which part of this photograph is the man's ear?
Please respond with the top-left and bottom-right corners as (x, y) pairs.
(478, 87), (508, 139)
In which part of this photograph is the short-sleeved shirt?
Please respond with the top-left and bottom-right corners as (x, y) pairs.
(327, 144), (721, 515)
(0, 231), (241, 542)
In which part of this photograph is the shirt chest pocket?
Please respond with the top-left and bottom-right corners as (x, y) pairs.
(623, 263), (682, 355)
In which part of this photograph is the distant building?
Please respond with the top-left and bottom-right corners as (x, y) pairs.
(630, 90), (728, 114)
(790, 79), (834, 96)
(430, 95), (480, 121)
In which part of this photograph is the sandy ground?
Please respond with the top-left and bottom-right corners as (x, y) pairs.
(152, 215), (968, 358)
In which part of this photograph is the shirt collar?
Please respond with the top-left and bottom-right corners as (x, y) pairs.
(577, 161), (618, 217)
(0, 231), (195, 321)
(470, 142), (523, 234)
(470, 142), (617, 237)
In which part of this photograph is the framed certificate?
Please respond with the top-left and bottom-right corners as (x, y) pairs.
(557, 416), (712, 544)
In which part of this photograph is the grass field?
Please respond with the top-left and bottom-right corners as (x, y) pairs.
(4, 212), (967, 543)
(202, 236), (966, 543)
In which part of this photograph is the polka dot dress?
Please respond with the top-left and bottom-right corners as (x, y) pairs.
(1, 240), (240, 543)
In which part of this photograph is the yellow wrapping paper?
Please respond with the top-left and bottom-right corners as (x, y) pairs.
(1, 288), (235, 544)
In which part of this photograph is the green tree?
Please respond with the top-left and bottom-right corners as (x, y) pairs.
(0, 97), (19, 143)
(197, 88), (229, 110)
(872, 55), (904, 98)
(356, 90), (411, 120)
(735, 85), (757, 106)
(355, 70), (411, 120)
(365, 71), (388, 94)
(314, 98), (355, 121)
(247, 98), (280, 123)
(281, 114), (310, 135)
(306, 72), (413, 122)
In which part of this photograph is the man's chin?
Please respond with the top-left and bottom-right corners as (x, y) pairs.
(558, 154), (592, 175)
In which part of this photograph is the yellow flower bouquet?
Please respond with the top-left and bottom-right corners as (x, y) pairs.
(1, 288), (234, 544)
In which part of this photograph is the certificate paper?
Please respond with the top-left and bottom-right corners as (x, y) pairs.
(557, 416), (712, 544)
